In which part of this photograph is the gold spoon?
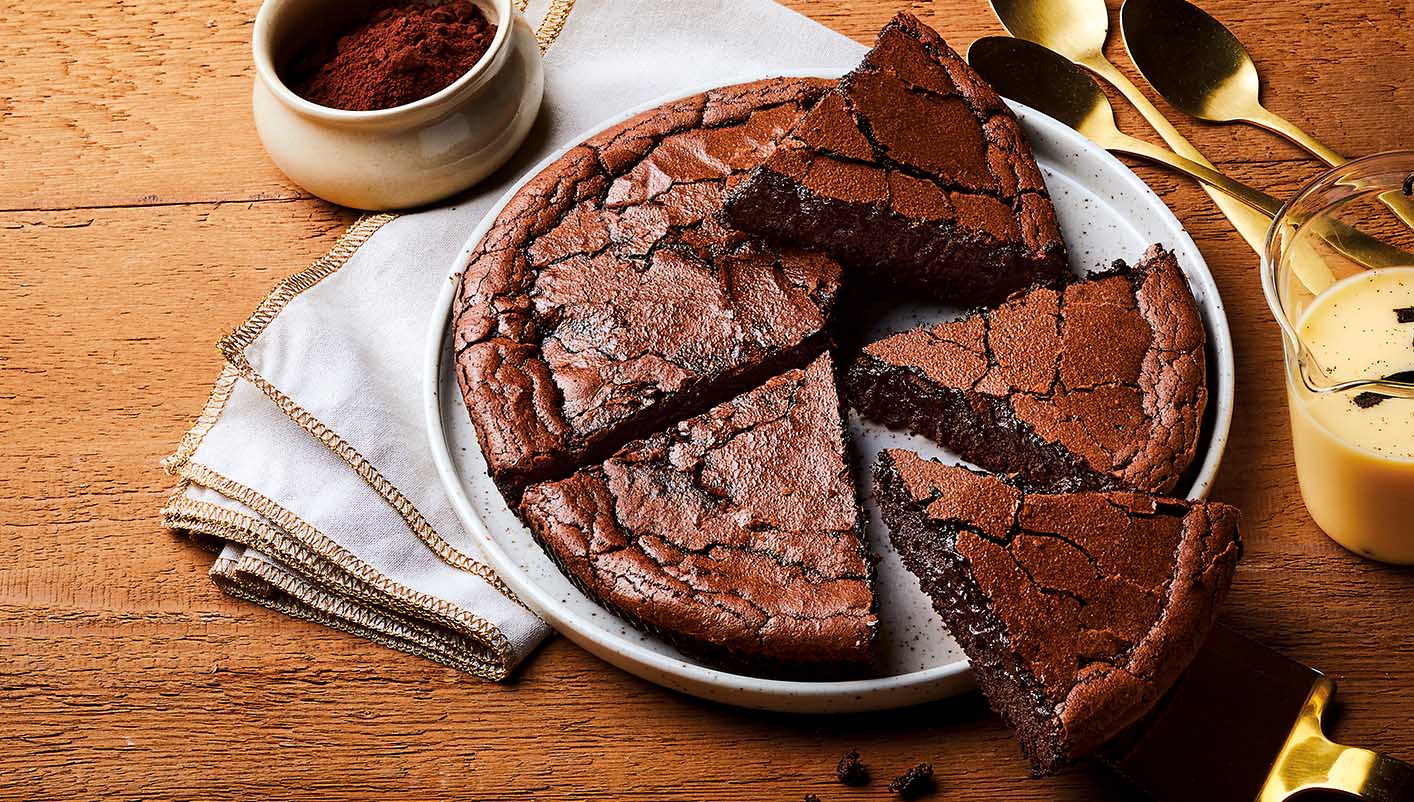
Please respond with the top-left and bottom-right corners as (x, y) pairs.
(967, 37), (1413, 282)
(988, 0), (1275, 254)
(1121, 0), (1414, 231)
(1119, 0), (1344, 164)
(968, 37), (1281, 216)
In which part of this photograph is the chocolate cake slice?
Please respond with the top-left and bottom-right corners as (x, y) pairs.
(721, 12), (1068, 306)
(849, 244), (1206, 494)
(874, 449), (1241, 774)
(520, 354), (876, 672)
(453, 78), (842, 500)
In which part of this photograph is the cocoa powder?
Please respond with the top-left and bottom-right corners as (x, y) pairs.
(292, 0), (497, 111)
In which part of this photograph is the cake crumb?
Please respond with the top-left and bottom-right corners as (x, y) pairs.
(836, 750), (868, 786)
(889, 763), (934, 799)
(805, 795), (822, 802)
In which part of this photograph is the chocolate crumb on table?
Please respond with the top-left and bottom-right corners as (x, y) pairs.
(805, 795), (822, 802)
(888, 763), (934, 798)
(836, 749), (868, 785)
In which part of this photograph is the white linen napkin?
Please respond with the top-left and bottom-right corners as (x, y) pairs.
(162, 0), (866, 680)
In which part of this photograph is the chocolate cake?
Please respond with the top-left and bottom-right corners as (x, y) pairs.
(849, 244), (1206, 494)
(520, 354), (876, 670)
(721, 12), (1068, 306)
(453, 77), (842, 499)
(874, 449), (1241, 774)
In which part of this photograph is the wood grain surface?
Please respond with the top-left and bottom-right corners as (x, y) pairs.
(2, 0), (1410, 799)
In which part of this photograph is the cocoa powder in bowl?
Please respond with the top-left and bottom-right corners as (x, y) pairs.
(290, 0), (497, 111)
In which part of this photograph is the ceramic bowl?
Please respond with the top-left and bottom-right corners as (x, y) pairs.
(251, 0), (544, 210)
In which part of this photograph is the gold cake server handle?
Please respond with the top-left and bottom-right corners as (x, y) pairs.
(1259, 676), (1414, 802)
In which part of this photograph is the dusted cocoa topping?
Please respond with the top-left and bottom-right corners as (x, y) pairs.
(722, 12), (1068, 306)
(874, 449), (1241, 774)
(848, 244), (1206, 494)
(519, 355), (877, 671)
(453, 78), (842, 499)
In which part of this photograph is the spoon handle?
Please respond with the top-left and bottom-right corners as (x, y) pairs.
(1078, 54), (1277, 254)
(1250, 105), (1414, 233)
(1112, 134), (1284, 217)
(1108, 134), (1414, 274)
(1247, 104), (1347, 167)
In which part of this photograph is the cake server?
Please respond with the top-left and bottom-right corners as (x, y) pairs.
(1105, 624), (1414, 802)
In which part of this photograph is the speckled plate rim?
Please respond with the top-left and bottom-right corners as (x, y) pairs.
(423, 69), (1235, 713)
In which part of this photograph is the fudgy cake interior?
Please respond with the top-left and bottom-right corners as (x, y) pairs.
(849, 244), (1206, 494)
(874, 449), (1240, 773)
(519, 354), (876, 671)
(721, 11), (1068, 306)
(453, 78), (843, 500)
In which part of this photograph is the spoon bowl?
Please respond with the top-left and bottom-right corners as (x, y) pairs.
(1120, 0), (1346, 166)
(1122, 0), (1414, 233)
(989, 0), (1110, 64)
(988, 0), (1280, 255)
(967, 36), (1114, 137)
(1119, 0), (1262, 124)
(966, 37), (1414, 284)
(967, 37), (1281, 217)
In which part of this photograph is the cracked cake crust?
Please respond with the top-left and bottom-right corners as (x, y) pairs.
(848, 244), (1207, 494)
(721, 11), (1068, 306)
(452, 77), (843, 500)
(519, 354), (877, 670)
(874, 449), (1240, 774)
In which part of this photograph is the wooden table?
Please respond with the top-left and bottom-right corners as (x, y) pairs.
(3, 1), (1410, 798)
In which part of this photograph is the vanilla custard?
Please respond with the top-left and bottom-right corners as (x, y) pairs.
(1288, 267), (1414, 563)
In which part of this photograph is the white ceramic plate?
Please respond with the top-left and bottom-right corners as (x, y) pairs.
(424, 71), (1234, 714)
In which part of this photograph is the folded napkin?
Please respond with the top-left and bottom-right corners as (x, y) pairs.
(162, 0), (866, 679)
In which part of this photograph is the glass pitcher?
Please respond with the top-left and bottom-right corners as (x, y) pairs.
(1263, 151), (1414, 564)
